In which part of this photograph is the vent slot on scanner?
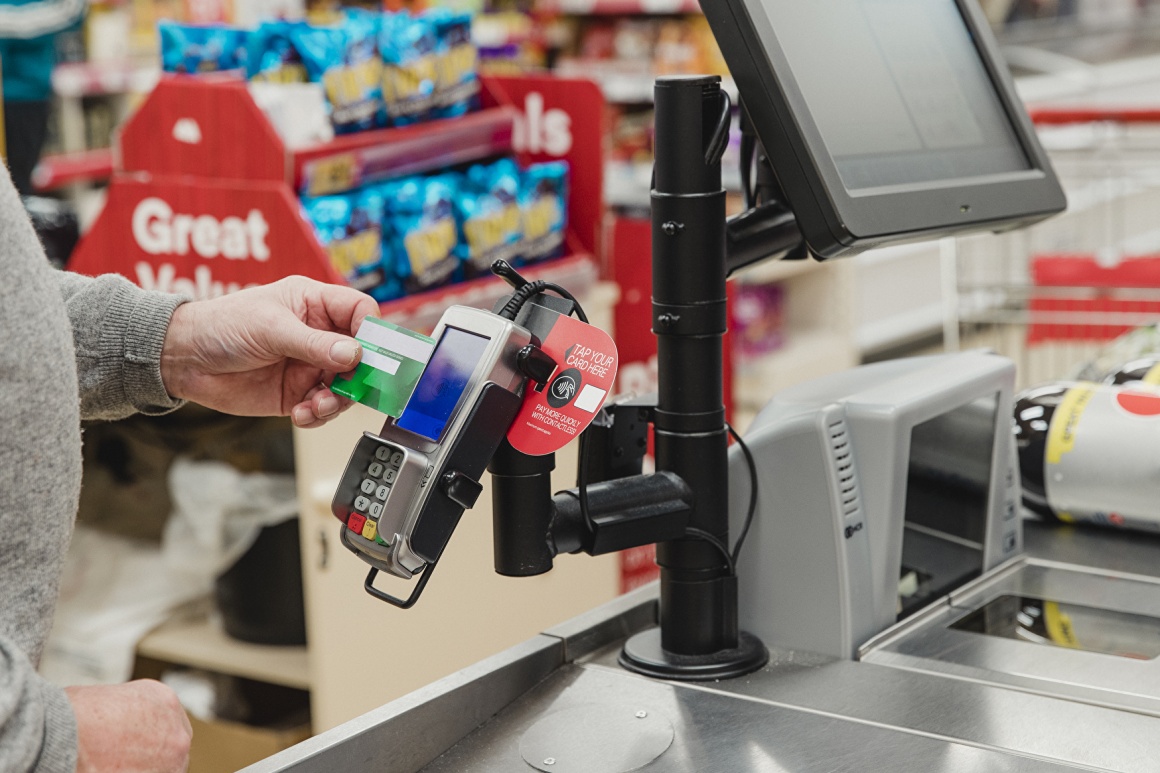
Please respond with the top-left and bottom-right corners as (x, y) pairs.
(829, 420), (861, 517)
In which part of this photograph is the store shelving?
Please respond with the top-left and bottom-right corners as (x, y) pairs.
(31, 148), (115, 191)
(69, 74), (572, 305)
(734, 328), (858, 412)
(52, 61), (160, 99)
(379, 253), (597, 330)
(108, 75), (518, 199)
(292, 107), (518, 197)
(734, 255), (828, 285)
(538, 0), (701, 15)
(136, 615), (311, 690)
(556, 61), (735, 105)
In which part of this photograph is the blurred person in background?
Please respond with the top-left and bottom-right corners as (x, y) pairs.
(0, 0), (83, 194)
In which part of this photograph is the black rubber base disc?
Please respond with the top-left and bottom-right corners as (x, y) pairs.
(619, 627), (768, 682)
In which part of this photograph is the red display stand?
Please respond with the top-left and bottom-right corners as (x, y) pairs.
(66, 70), (657, 590)
(69, 73), (605, 327)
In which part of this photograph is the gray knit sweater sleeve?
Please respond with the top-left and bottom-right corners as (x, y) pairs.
(0, 159), (186, 772)
(55, 271), (187, 420)
(0, 647), (78, 773)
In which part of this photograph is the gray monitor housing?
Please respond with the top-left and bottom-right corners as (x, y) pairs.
(728, 351), (1022, 658)
(701, 0), (1067, 258)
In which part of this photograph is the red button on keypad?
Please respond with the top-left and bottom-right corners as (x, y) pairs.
(348, 513), (368, 534)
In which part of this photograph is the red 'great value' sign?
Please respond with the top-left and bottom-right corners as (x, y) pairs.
(69, 178), (341, 297)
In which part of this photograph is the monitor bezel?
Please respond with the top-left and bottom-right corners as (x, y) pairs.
(701, 0), (1067, 258)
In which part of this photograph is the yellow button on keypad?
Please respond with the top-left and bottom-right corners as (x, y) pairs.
(362, 519), (378, 541)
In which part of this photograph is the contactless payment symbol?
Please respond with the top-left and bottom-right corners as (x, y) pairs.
(507, 313), (618, 456)
(547, 368), (582, 407)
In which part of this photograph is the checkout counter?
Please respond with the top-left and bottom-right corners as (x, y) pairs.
(246, 352), (1160, 772)
(241, 533), (1160, 771)
(247, 1), (1160, 769)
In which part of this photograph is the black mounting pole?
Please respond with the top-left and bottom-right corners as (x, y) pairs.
(620, 75), (767, 680)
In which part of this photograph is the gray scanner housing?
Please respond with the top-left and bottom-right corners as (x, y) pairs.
(729, 351), (1022, 658)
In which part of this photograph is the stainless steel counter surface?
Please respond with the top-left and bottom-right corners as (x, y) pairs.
(247, 520), (1160, 773)
(577, 630), (1160, 771)
(419, 662), (1095, 773)
(1024, 519), (1160, 579)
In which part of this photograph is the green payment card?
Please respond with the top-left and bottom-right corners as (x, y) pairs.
(331, 317), (435, 417)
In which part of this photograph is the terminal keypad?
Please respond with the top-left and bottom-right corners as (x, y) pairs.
(345, 443), (406, 546)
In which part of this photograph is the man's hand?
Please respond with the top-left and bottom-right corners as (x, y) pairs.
(66, 680), (192, 773)
(160, 276), (380, 428)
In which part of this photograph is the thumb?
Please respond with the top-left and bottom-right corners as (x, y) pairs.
(268, 321), (362, 371)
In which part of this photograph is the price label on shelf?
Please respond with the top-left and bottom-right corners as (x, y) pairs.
(305, 153), (359, 197)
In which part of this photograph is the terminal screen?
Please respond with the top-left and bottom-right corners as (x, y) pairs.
(898, 393), (997, 618)
(397, 327), (491, 441)
(761, 0), (1030, 191)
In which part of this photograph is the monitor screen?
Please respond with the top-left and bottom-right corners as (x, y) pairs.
(898, 393), (998, 618)
(762, 0), (1030, 192)
(397, 327), (491, 441)
(701, 0), (1065, 256)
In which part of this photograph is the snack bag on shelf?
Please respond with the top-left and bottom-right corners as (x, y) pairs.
(383, 174), (462, 293)
(455, 158), (522, 277)
(303, 187), (402, 303)
(159, 22), (249, 73)
(427, 9), (479, 118)
(248, 19), (309, 83)
(518, 161), (569, 265)
(295, 10), (385, 133)
(688, 15), (729, 77)
(731, 282), (786, 363)
(380, 12), (440, 125)
(653, 20), (697, 76)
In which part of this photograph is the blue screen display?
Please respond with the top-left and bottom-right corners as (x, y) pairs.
(397, 327), (491, 441)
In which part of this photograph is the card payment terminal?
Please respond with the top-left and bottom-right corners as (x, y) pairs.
(332, 306), (533, 602)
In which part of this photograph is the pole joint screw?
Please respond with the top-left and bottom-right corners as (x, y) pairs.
(662, 221), (684, 236)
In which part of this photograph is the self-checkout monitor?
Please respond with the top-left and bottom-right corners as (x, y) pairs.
(701, 0), (1067, 258)
(728, 351), (1022, 659)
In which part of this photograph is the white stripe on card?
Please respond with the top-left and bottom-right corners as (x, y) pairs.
(574, 384), (607, 413)
(356, 321), (435, 363)
(361, 349), (402, 375)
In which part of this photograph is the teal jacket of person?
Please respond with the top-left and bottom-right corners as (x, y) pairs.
(0, 0), (84, 102)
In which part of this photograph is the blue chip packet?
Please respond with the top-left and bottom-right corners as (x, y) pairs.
(248, 20), (309, 83)
(456, 159), (522, 277)
(294, 10), (385, 133)
(426, 9), (479, 118)
(160, 22), (249, 74)
(383, 174), (461, 292)
(304, 187), (401, 302)
(379, 12), (440, 126)
(519, 161), (569, 264)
